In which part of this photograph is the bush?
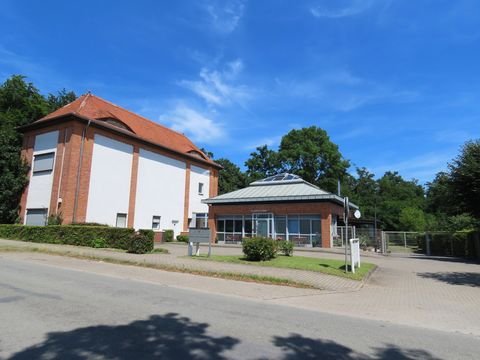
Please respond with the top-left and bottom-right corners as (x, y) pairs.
(128, 232), (154, 254)
(242, 237), (277, 261)
(277, 240), (294, 256)
(176, 235), (189, 243)
(47, 213), (63, 225)
(0, 224), (134, 251)
(164, 229), (174, 242)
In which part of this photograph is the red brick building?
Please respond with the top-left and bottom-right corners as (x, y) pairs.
(203, 174), (357, 248)
(19, 93), (221, 237)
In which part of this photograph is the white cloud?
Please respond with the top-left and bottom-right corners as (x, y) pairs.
(310, 0), (376, 19)
(277, 69), (419, 112)
(242, 135), (282, 151)
(179, 59), (250, 107)
(160, 104), (225, 144)
(205, 0), (246, 33)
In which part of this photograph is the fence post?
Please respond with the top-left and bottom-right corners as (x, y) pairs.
(426, 233), (431, 256)
(403, 232), (407, 249)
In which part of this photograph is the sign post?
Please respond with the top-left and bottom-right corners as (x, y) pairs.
(188, 228), (211, 257)
(344, 197), (349, 272)
(349, 238), (361, 273)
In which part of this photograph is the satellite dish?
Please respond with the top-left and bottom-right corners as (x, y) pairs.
(354, 210), (361, 219)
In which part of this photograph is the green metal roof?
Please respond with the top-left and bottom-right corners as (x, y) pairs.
(203, 173), (358, 208)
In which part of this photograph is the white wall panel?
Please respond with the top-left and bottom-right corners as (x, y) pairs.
(189, 165), (210, 217)
(134, 149), (186, 237)
(25, 131), (59, 217)
(86, 134), (133, 226)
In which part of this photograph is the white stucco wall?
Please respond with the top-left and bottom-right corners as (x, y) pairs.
(188, 165), (210, 217)
(25, 131), (59, 216)
(134, 149), (186, 236)
(86, 134), (133, 226)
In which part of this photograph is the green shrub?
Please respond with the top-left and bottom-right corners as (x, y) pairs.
(242, 237), (277, 261)
(277, 240), (294, 256)
(47, 213), (63, 225)
(69, 222), (109, 227)
(164, 229), (174, 242)
(0, 224), (134, 250)
(176, 235), (189, 243)
(138, 229), (154, 242)
(128, 232), (154, 254)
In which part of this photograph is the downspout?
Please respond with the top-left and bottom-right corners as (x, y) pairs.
(72, 120), (91, 223)
(56, 128), (68, 213)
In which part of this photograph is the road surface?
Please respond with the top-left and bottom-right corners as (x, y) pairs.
(0, 253), (478, 359)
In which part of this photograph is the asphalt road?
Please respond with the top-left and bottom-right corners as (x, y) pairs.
(0, 255), (478, 359)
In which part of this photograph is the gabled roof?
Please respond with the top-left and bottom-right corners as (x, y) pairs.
(203, 173), (358, 208)
(29, 93), (217, 167)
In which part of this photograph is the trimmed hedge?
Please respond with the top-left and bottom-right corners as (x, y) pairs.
(242, 237), (277, 261)
(163, 229), (174, 242)
(128, 231), (154, 254)
(176, 235), (189, 243)
(416, 231), (480, 259)
(0, 225), (154, 254)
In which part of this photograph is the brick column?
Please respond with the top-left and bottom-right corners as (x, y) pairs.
(183, 162), (191, 231)
(321, 213), (332, 248)
(127, 146), (139, 228)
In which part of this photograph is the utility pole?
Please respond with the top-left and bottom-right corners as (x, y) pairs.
(344, 197), (349, 272)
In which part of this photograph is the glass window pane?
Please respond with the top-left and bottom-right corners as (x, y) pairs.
(244, 219), (252, 233)
(288, 219), (299, 234)
(217, 233), (224, 241)
(116, 213), (127, 228)
(33, 152), (55, 173)
(234, 220), (242, 232)
(226, 220), (234, 232)
(217, 220), (225, 232)
(25, 209), (48, 226)
(275, 218), (286, 234)
(300, 219), (310, 234)
(312, 220), (320, 234)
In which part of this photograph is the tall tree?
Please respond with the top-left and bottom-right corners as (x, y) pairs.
(215, 158), (248, 194)
(244, 145), (281, 182)
(449, 139), (480, 218)
(279, 126), (350, 192)
(349, 167), (378, 219)
(0, 75), (76, 223)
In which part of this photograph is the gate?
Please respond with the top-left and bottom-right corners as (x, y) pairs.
(381, 231), (421, 254)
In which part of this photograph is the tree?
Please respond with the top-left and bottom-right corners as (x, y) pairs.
(46, 89), (76, 113)
(399, 207), (426, 232)
(279, 127), (350, 192)
(0, 75), (76, 223)
(244, 145), (281, 182)
(349, 167), (378, 219)
(376, 171), (425, 230)
(449, 140), (480, 218)
(215, 158), (248, 194)
(425, 171), (459, 216)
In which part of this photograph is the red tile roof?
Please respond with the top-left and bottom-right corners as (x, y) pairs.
(38, 93), (216, 165)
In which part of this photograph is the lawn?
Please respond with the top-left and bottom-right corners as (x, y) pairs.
(192, 254), (376, 281)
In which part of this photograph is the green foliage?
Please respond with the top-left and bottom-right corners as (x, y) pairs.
(69, 222), (109, 226)
(127, 231), (154, 254)
(417, 231), (479, 258)
(279, 126), (350, 192)
(449, 140), (480, 218)
(163, 229), (174, 242)
(215, 158), (248, 194)
(277, 240), (294, 256)
(0, 224), (135, 250)
(0, 75), (76, 224)
(399, 207), (426, 232)
(242, 237), (277, 261)
(245, 145), (281, 182)
(47, 213), (63, 225)
(176, 235), (189, 243)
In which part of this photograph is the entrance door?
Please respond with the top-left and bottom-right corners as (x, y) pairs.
(253, 213), (273, 238)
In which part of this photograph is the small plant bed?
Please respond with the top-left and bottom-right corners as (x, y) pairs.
(191, 254), (376, 281)
(150, 248), (169, 254)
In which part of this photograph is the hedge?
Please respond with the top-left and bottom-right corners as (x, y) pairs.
(416, 231), (480, 259)
(0, 225), (154, 254)
(163, 229), (174, 242)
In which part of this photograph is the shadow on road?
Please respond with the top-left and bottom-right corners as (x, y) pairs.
(271, 333), (442, 360)
(9, 313), (239, 360)
(417, 272), (480, 287)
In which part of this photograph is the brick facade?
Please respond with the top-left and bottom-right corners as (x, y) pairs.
(207, 202), (344, 248)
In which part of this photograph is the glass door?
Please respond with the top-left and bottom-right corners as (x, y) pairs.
(253, 213), (273, 238)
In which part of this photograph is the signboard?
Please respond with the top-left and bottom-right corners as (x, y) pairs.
(188, 228), (211, 257)
(349, 238), (361, 273)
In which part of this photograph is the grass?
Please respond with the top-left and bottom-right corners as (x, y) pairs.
(0, 245), (314, 289)
(191, 254), (376, 281)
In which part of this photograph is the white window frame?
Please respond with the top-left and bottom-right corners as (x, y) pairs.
(32, 152), (55, 174)
(152, 215), (161, 230)
(198, 182), (204, 195)
(115, 213), (127, 228)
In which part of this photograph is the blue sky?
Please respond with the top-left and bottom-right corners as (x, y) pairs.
(1, 0), (479, 183)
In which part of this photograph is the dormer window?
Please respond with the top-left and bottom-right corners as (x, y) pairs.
(97, 117), (134, 133)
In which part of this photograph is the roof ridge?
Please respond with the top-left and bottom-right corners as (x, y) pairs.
(88, 94), (190, 139)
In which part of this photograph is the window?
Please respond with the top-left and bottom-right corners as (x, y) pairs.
(33, 152), (55, 174)
(116, 213), (127, 228)
(152, 215), (161, 230)
(198, 182), (204, 195)
(193, 213), (208, 228)
(25, 208), (48, 226)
